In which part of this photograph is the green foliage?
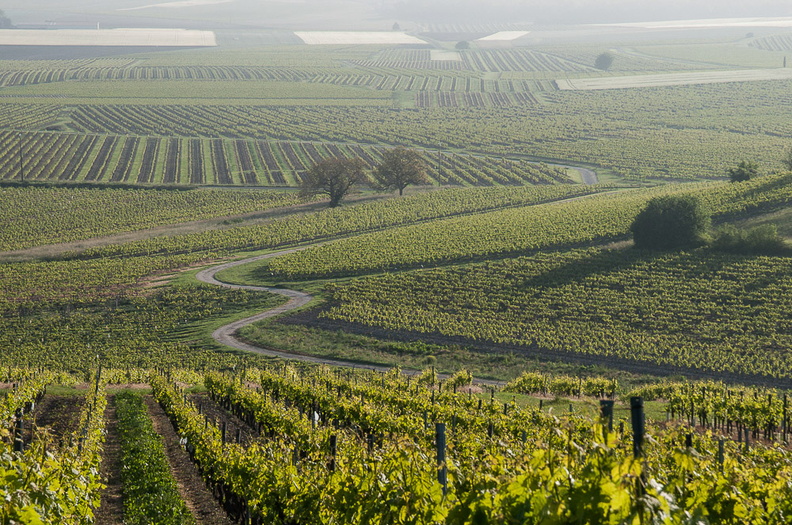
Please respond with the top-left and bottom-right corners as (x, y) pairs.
(727, 160), (759, 182)
(506, 371), (617, 398)
(0, 186), (303, 251)
(0, 283), (284, 370)
(782, 148), (792, 171)
(710, 224), (789, 255)
(300, 157), (366, 207)
(455, 41), (470, 50)
(631, 195), (710, 250)
(81, 183), (605, 259)
(152, 369), (792, 524)
(116, 392), (193, 525)
(372, 146), (429, 195)
(1, 382), (105, 523)
(269, 175), (792, 279)
(594, 52), (614, 70)
(323, 247), (792, 378)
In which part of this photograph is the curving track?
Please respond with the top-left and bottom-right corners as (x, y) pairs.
(195, 249), (398, 372)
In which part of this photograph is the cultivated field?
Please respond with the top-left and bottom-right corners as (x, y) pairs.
(3, 17), (792, 524)
(557, 68), (792, 90)
(0, 29), (217, 46)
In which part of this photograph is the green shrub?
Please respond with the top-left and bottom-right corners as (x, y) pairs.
(710, 224), (789, 255)
(631, 195), (710, 250)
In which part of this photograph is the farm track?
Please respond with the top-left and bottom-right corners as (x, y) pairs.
(197, 241), (791, 390)
(196, 249), (498, 386)
(31, 394), (84, 442)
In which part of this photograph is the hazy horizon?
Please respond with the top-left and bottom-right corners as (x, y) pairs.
(4, 0), (792, 31)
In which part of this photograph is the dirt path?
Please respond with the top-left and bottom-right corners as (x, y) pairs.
(145, 396), (235, 525)
(195, 251), (504, 385)
(96, 396), (124, 525)
(196, 249), (412, 371)
(0, 196), (384, 263)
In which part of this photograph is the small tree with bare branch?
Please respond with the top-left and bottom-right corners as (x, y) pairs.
(373, 147), (429, 196)
(300, 157), (365, 207)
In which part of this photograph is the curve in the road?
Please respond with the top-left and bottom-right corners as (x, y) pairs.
(196, 249), (399, 372)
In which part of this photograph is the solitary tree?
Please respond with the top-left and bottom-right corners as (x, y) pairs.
(631, 195), (710, 250)
(300, 157), (365, 207)
(0, 10), (12, 29)
(727, 160), (758, 182)
(594, 52), (614, 70)
(782, 148), (792, 171)
(455, 41), (470, 50)
(373, 147), (429, 196)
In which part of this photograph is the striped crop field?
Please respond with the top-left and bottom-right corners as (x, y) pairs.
(1, 131), (571, 187)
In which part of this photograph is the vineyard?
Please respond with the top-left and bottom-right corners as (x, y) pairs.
(319, 247), (792, 380)
(4, 23), (792, 524)
(0, 186), (305, 252)
(265, 173), (792, 279)
(3, 366), (792, 523)
(0, 130), (570, 187)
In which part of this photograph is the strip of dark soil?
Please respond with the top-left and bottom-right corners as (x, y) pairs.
(278, 308), (792, 390)
(96, 395), (124, 525)
(32, 395), (85, 441)
(188, 393), (259, 447)
(144, 396), (235, 525)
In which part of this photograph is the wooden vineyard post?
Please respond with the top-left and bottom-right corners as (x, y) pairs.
(630, 397), (644, 459)
(717, 439), (725, 471)
(600, 399), (614, 439)
(13, 409), (24, 452)
(784, 394), (788, 443)
(328, 434), (337, 473)
(436, 423), (447, 495)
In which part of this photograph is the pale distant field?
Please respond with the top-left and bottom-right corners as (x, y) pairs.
(295, 32), (427, 45)
(430, 50), (461, 61)
(476, 31), (530, 42)
(557, 68), (792, 90)
(604, 17), (792, 29)
(0, 29), (217, 47)
(119, 0), (233, 10)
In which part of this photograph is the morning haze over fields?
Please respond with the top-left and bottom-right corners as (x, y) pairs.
(2, 1), (792, 523)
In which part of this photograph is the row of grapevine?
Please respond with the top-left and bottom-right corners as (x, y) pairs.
(311, 73), (557, 94)
(414, 90), (541, 108)
(631, 381), (791, 441)
(350, 49), (466, 70)
(151, 368), (792, 523)
(0, 186), (303, 252)
(0, 282), (286, 370)
(23, 76), (783, 183)
(78, 183), (607, 259)
(1, 374), (106, 523)
(0, 65), (320, 87)
(320, 246), (792, 381)
(461, 49), (595, 73)
(0, 129), (570, 187)
(749, 34), (792, 51)
(264, 185), (681, 278)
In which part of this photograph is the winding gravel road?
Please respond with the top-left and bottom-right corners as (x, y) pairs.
(195, 249), (399, 372)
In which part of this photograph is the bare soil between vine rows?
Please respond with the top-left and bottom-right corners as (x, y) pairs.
(145, 395), (236, 525)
